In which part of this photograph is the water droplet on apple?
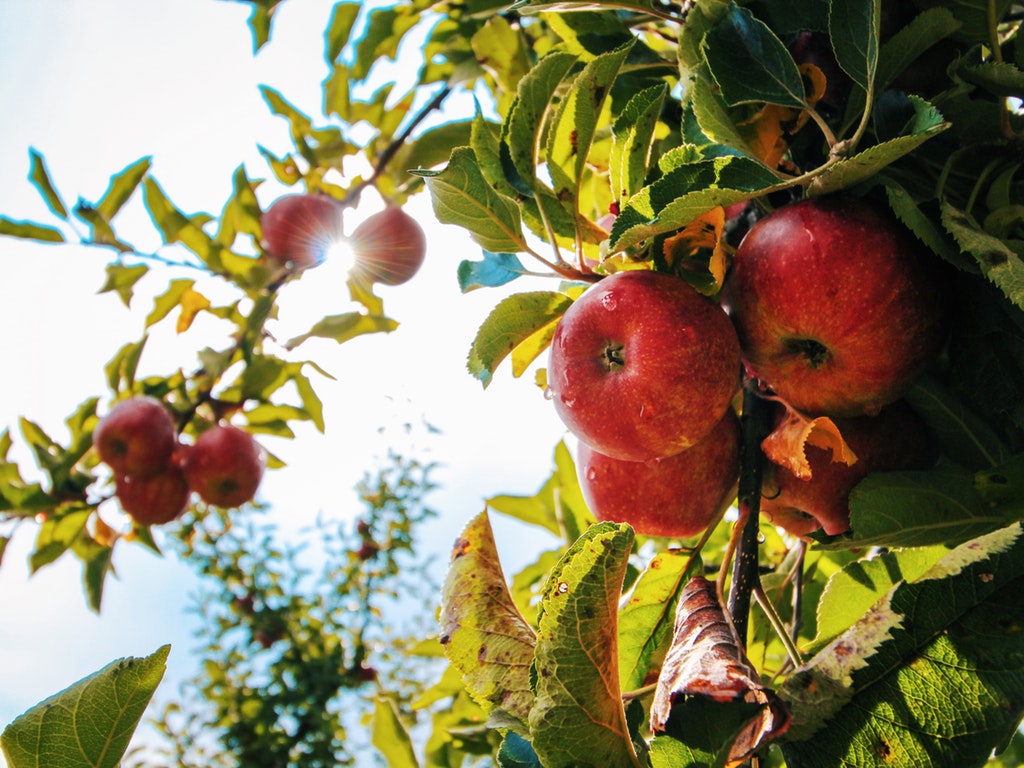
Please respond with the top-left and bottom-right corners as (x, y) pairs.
(586, 468), (598, 482)
(601, 291), (618, 311)
(542, 386), (554, 401)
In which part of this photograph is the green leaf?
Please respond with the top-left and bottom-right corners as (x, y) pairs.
(98, 263), (148, 308)
(30, 506), (93, 573)
(416, 146), (528, 254)
(439, 511), (537, 732)
(215, 165), (263, 248)
(0, 217), (65, 243)
(283, 312), (398, 350)
(457, 251), (528, 292)
(843, 468), (1018, 549)
(808, 97), (948, 195)
(352, 5), (420, 81)
(829, 0), (879, 93)
(905, 376), (1010, 469)
(95, 156), (151, 221)
(877, 7), (962, 91)
(618, 549), (699, 693)
(702, 4), (807, 109)
(781, 524), (1024, 765)
(466, 290), (573, 387)
(610, 83), (668, 203)
(27, 148), (68, 219)
(371, 696), (420, 768)
(104, 337), (147, 394)
(324, 2), (361, 63)
(546, 42), (632, 211)
(529, 522), (642, 768)
(487, 440), (594, 543)
(145, 279), (195, 328)
(471, 15), (532, 94)
(0, 645), (169, 768)
(141, 178), (217, 264)
(497, 731), (543, 768)
(613, 154), (782, 251)
(648, 699), (767, 768)
(289, 364), (327, 433)
(936, 0), (1014, 43)
(942, 202), (1024, 311)
(882, 181), (968, 269)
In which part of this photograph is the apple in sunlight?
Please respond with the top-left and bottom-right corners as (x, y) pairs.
(93, 395), (178, 479)
(723, 196), (949, 418)
(761, 400), (938, 537)
(261, 193), (344, 271)
(577, 408), (740, 538)
(348, 205), (427, 286)
(183, 424), (266, 508)
(548, 269), (741, 462)
(116, 460), (191, 526)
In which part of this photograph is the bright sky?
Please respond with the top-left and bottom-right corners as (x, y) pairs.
(0, 0), (566, 756)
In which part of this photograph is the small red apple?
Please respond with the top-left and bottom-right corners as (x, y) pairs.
(548, 270), (741, 462)
(183, 425), (265, 508)
(761, 400), (938, 537)
(577, 408), (740, 538)
(348, 205), (426, 286)
(724, 196), (949, 418)
(93, 396), (178, 479)
(261, 193), (344, 271)
(116, 461), (191, 526)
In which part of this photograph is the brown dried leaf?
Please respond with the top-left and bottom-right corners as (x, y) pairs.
(762, 404), (858, 480)
(649, 576), (791, 764)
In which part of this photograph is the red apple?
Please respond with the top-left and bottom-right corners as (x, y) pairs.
(261, 193), (344, 271)
(577, 408), (740, 538)
(348, 205), (426, 286)
(116, 460), (191, 526)
(548, 269), (741, 462)
(93, 396), (178, 479)
(183, 425), (265, 508)
(761, 400), (938, 537)
(724, 196), (949, 418)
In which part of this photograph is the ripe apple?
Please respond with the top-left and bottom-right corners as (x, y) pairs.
(548, 269), (741, 462)
(93, 396), (178, 478)
(348, 205), (426, 285)
(261, 193), (344, 271)
(577, 408), (740, 538)
(723, 196), (949, 418)
(183, 425), (265, 508)
(115, 461), (191, 526)
(761, 400), (938, 537)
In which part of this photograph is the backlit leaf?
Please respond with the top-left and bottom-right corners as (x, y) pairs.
(0, 645), (169, 768)
(95, 156), (151, 221)
(610, 83), (669, 203)
(324, 2), (361, 63)
(371, 696), (420, 768)
(457, 251), (529, 292)
(416, 147), (528, 254)
(528, 522), (642, 768)
(762, 408), (857, 481)
(466, 290), (573, 387)
(0, 217), (65, 243)
(27, 148), (67, 219)
(283, 312), (398, 350)
(439, 511), (537, 732)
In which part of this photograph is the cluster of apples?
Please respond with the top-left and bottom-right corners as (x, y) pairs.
(92, 396), (266, 526)
(549, 194), (948, 540)
(260, 192), (426, 286)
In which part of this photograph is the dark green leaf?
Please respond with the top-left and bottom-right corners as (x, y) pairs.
(457, 251), (528, 292)
(829, 0), (880, 93)
(466, 290), (573, 387)
(27, 148), (68, 219)
(528, 522), (641, 768)
(0, 217), (65, 243)
(702, 5), (807, 109)
(905, 377), (1010, 469)
(648, 699), (767, 768)
(942, 202), (1024, 311)
(0, 645), (169, 768)
(498, 731), (542, 768)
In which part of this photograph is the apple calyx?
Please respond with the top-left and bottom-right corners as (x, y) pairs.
(785, 337), (830, 369)
(602, 343), (626, 371)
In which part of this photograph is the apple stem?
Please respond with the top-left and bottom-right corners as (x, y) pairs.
(726, 381), (771, 648)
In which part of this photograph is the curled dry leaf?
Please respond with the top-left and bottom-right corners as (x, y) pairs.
(649, 575), (791, 764)
(761, 402), (857, 480)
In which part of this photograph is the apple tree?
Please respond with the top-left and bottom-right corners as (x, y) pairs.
(3, 0), (1024, 766)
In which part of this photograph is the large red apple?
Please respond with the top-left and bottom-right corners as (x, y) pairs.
(548, 269), (741, 462)
(577, 408), (740, 538)
(183, 425), (265, 508)
(761, 399), (938, 537)
(116, 461), (191, 526)
(93, 396), (178, 479)
(348, 206), (426, 286)
(724, 196), (949, 418)
(261, 193), (344, 271)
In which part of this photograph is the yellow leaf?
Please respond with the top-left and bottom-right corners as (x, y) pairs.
(176, 287), (211, 334)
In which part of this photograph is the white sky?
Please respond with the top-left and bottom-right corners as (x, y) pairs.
(0, 0), (566, 755)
